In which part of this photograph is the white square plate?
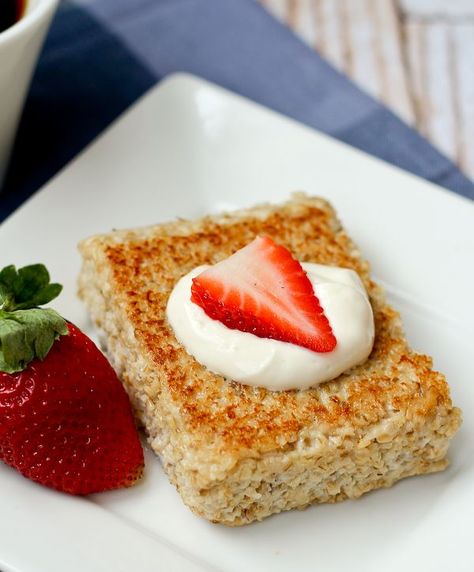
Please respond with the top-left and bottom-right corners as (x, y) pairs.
(1, 74), (473, 572)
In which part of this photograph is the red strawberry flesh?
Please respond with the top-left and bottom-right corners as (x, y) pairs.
(0, 323), (144, 495)
(191, 236), (337, 353)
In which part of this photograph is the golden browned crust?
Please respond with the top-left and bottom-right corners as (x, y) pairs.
(78, 193), (461, 524)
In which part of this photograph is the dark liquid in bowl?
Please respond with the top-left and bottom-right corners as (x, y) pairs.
(0, 0), (26, 33)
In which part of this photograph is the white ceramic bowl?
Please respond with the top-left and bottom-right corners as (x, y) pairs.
(0, 0), (59, 187)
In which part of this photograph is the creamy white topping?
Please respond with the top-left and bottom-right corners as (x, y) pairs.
(166, 263), (374, 391)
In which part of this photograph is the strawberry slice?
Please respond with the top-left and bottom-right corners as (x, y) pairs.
(0, 263), (144, 495)
(191, 236), (337, 353)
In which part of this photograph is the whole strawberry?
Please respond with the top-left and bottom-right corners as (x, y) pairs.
(0, 263), (144, 494)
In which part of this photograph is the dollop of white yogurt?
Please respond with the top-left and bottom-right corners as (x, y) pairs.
(166, 263), (374, 391)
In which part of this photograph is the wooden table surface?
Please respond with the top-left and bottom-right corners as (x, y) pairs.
(260, 0), (474, 180)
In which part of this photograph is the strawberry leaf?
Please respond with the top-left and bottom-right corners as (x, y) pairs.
(0, 264), (67, 373)
(0, 308), (68, 374)
(0, 266), (17, 311)
(0, 263), (62, 311)
(14, 283), (63, 310)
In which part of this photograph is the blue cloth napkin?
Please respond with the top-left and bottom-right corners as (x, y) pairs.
(1, 0), (472, 222)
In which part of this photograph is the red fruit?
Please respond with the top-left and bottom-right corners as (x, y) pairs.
(191, 236), (337, 353)
(0, 323), (144, 495)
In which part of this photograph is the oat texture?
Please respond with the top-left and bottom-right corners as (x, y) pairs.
(78, 194), (461, 525)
